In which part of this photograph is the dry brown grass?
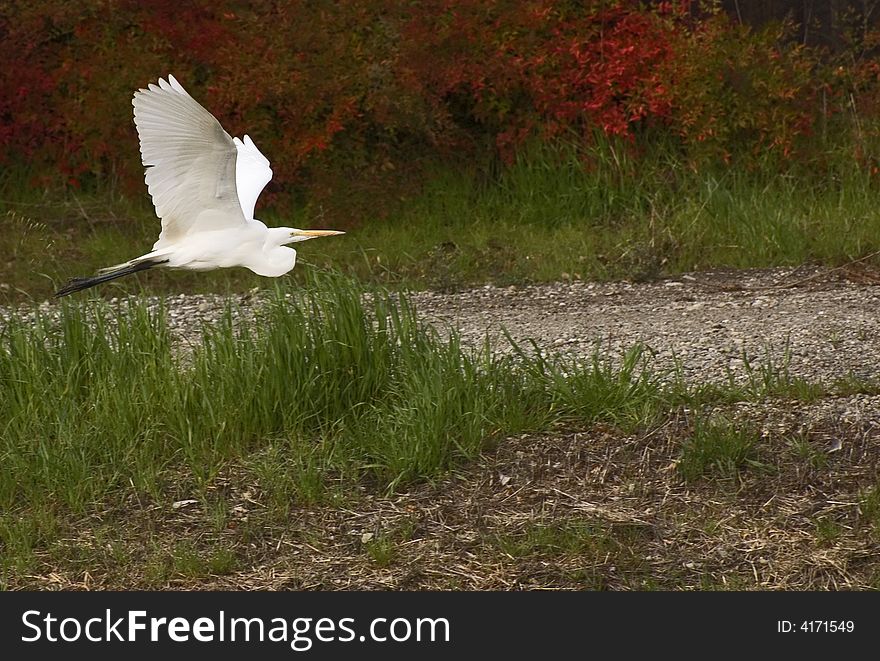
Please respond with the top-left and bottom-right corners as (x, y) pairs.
(12, 398), (880, 591)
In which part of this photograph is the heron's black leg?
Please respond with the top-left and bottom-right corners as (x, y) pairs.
(54, 259), (170, 297)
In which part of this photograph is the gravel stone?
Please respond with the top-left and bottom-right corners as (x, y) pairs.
(4, 264), (880, 386)
(408, 265), (880, 385)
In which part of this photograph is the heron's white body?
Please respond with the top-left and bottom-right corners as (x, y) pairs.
(146, 223), (296, 276)
(57, 74), (342, 296)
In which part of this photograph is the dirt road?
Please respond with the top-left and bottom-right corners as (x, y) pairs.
(411, 265), (880, 385)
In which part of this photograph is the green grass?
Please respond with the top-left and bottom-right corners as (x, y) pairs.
(667, 343), (868, 408)
(814, 517), (844, 547)
(788, 434), (829, 470)
(363, 535), (397, 568)
(4, 134), (880, 587)
(141, 543), (239, 587)
(493, 518), (653, 589)
(2, 269), (878, 586)
(677, 416), (762, 482)
(0, 271), (675, 578)
(0, 271), (666, 513)
(4, 139), (880, 303)
(860, 484), (880, 538)
(494, 519), (650, 560)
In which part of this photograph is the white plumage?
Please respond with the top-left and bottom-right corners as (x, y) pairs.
(55, 75), (343, 297)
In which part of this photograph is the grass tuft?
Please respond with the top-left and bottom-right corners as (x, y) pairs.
(678, 416), (761, 482)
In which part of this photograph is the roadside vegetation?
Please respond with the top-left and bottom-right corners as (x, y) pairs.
(2, 272), (880, 589)
(5, 138), (880, 303)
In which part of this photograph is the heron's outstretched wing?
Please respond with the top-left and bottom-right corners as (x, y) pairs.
(233, 134), (272, 222)
(132, 75), (272, 245)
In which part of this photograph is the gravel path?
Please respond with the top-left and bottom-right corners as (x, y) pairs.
(6, 264), (880, 385)
(410, 265), (880, 385)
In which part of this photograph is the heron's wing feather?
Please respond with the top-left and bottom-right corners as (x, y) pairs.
(133, 75), (245, 243)
(232, 134), (273, 221)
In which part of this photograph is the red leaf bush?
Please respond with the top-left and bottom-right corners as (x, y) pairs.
(1, 1), (877, 219)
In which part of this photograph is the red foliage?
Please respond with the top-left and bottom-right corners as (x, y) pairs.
(398, 1), (685, 161)
(0, 1), (875, 210)
(657, 11), (824, 166)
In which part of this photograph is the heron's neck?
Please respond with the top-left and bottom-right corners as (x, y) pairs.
(247, 226), (295, 277)
(265, 225), (292, 247)
(252, 243), (296, 277)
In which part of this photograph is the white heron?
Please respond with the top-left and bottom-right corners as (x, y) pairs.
(55, 75), (344, 297)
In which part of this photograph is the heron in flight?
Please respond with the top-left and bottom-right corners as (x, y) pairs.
(55, 75), (344, 297)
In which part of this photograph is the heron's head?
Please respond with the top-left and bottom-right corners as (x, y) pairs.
(284, 228), (345, 245)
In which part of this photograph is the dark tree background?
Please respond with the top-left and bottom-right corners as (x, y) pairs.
(721, 0), (880, 50)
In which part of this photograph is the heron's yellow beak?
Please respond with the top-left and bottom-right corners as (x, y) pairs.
(291, 229), (345, 238)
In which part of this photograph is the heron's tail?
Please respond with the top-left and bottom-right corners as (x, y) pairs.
(54, 259), (169, 297)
